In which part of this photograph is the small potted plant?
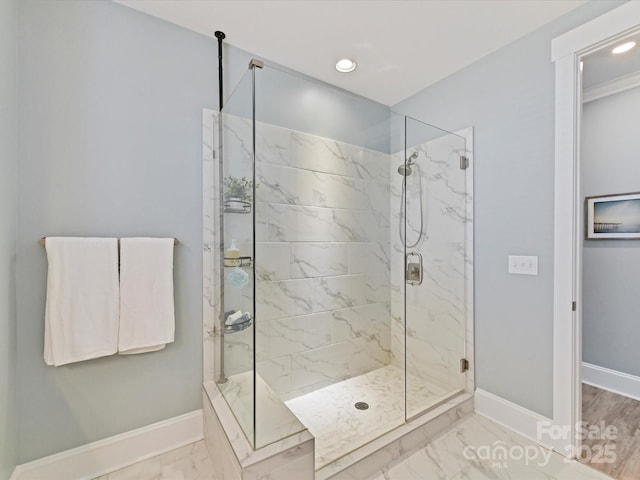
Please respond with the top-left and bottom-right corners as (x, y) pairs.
(223, 176), (255, 213)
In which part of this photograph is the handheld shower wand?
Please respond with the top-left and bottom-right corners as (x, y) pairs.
(398, 151), (424, 249)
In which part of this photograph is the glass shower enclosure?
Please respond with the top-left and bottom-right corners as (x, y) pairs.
(211, 60), (470, 470)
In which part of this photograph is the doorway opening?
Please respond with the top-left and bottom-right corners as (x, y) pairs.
(552, 2), (640, 477)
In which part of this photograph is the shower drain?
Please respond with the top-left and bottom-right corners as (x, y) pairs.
(354, 402), (369, 410)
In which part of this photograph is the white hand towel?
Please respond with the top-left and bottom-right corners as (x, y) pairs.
(118, 237), (175, 354)
(44, 237), (119, 366)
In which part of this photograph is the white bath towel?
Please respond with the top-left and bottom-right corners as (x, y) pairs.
(118, 237), (175, 354)
(44, 237), (120, 366)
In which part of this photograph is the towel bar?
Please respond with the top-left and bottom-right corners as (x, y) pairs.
(38, 237), (179, 246)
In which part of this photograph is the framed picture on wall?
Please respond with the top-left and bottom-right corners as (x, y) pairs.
(586, 192), (640, 239)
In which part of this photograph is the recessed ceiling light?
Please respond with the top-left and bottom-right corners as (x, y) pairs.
(336, 58), (357, 73)
(612, 41), (636, 54)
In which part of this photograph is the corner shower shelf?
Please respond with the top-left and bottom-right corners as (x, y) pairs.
(223, 198), (252, 214)
(224, 256), (252, 268)
(224, 311), (253, 334)
(224, 319), (253, 333)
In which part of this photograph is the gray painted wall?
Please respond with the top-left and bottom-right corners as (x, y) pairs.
(254, 65), (391, 152)
(15, 0), (228, 463)
(0, 0), (18, 476)
(222, 63), (392, 153)
(582, 86), (640, 377)
(393, 0), (625, 417)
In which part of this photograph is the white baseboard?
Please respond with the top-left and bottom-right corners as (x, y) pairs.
(11, 410), (203, 480)
(474, 389), (554, 449)
(582, 362), (640, 402)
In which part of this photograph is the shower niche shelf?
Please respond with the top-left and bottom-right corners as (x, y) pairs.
(224, 256), (252, 268)
(223, 198), (251, 214)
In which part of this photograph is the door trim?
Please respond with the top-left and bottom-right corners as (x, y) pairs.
(551, 1), (640, 457)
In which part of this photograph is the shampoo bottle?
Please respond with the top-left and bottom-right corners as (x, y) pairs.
(225, 240), (240, 267)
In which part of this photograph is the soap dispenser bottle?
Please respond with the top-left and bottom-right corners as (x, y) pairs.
(225, 240), (240, 267)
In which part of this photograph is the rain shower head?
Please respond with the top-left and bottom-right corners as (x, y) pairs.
(397, 152), (419, 176)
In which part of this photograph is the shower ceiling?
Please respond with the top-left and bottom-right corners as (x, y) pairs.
(115, 0), (585, 105)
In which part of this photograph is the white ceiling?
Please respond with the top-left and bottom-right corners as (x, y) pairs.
(116, 0), (586, 106)
(583, 33), (640, 89)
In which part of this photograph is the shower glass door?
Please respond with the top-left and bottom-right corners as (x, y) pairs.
(403, 117), (468, 419)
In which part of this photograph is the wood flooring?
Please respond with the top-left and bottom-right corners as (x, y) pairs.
(581, 384), (640, 480)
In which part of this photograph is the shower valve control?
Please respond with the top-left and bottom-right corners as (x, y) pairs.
(406, 252), (423, 286)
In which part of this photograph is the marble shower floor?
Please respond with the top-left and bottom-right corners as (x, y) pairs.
(581, 383), (640, 479)
(285, 364), (459, 469)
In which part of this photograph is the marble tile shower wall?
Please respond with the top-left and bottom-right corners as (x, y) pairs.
(221, 115), (392, 398)
(389, 133), (471, 392)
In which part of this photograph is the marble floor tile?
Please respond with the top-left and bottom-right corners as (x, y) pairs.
(159, 442), (215, 479)
(285, 364), (456, 469)
(93, 441), (215, 480)
(94, 411), (613, 480)
(580, 383), (640, 480)
(374, 414), (612, 480)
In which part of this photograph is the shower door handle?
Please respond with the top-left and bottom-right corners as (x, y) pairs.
(406, 251), (423, 286)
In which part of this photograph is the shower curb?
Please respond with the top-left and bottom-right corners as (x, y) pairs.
(202, 382), (315, 479)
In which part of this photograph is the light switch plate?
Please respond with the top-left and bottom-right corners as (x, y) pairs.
(508, 255), (538, 275)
